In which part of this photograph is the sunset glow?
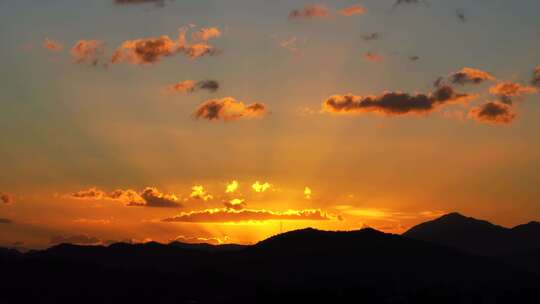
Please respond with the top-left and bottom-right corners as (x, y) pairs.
(1, 0), (539, 250)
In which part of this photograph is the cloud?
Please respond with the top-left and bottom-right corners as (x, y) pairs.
(112, 27), (220, 65)
(450, 68), (495, 86)
(70, 40), (105, 66)
(339, 5), (366, 16)
(468, 101), (516, 125)
(279, 36), (303, 57)
(304, 187), (312, 199)
(361, 33), (380, 42)
(489, 81), (538, 104)
(225, 180), (239, 193)
(409, 55), (420, 62)
(224, 198), (246, 210)
(111, 35), (177, 65)
(173, 235), (229, 245)
(0, 218), (12, 224)
(364, 52), (383, 63)
(43, 38), (63, 52)
(289, 4), (330, 19)
(532, 66), (540, 87)
(50, 235), (102, 245)
(191, 27), (222, 42)
(129, 187), (181, 208)
(190, 185), (213, 201)
(393, 0), (427, 8)
(194, 97), (268, 121)
(1, 192), (14, 204)
(167, 80), (219, 93)
(456, 9), (467, 22)
(162, 208), (333, 223)
(252, 181), (272, 193)
(323, 85), (475, 116)
(67, 187), (181, 208)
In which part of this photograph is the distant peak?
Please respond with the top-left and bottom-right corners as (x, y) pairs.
(440, 212), (467, 219)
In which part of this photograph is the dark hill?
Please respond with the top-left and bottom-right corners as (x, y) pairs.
(1, 227), (539, 303)
(403, 213), (540, 256)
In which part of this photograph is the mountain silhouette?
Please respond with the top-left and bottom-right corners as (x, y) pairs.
(2, 225), (539, 303)
(403, 212), (540, 256)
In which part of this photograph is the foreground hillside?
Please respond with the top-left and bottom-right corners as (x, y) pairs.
(1, 226), (539, 304)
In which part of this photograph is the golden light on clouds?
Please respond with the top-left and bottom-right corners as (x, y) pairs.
(226, 180), (239, 193)
(190, 185), (213, 201)
(304, 187), (312, 199)
(252, 181), (272, 193)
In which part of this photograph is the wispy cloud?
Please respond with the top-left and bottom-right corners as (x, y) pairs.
(43, 38), (63, 52)
(70, 40), (106, 66)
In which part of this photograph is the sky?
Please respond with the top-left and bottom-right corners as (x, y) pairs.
(1, 0), (539, 249)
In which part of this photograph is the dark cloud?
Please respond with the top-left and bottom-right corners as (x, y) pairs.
(409, 55), (420, 62)
(133, 187), (181, 208)
(323, 85), (475, 116)
(489, 82), (538, 104)
(469, 102), (516, 125)
(456, 9), (467, 22)
(0, 218), (12, 224)
(361, 33), (380, 42)
(194, 97), (268, 121)
(168, 80), (219, 93)
(289, 4), (330, 19)
(532, 66), (540, 87)
(50, 235), (102, 245)
(162, 208), (333, 223)
(393, 0), (428, 8)
(1, 192), (13, 204)
(450, 68), (495, 86)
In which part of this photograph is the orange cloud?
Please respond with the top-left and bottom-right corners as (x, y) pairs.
(339, 5), (366, 16)
(1, 192), (14, 204)
(194, 97), (268, 121)
(43, 38), (63, 52)
(167, 80), (219, 93)
(0, 218), (12, 224)
(67, 187), (181, 208)
(191, 27), (221, 42)
(363, 52), (383, 63)
(162, 208), (333, 223)
(112, 35), (177, 65)
(70, 40), (105, 66)
(450, 67), (495, 85)
(279, 36), (303, 57)
(489, 82), (538, 104)
(468, 101), (516, 125)
(112, 27), (220, 65)
(323, 86), (475, 116)
(289, 4), (330, 19)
